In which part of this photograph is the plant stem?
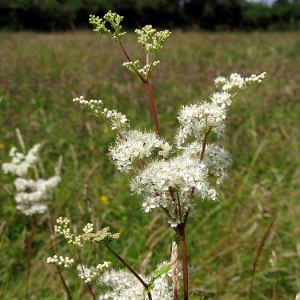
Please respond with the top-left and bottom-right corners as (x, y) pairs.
(77, 250), (97, 300)
(118, 42), (161, 138)
(50, 238), (72, 300)
(119, 41), (144, 81)
(177, 223), (189, 300)
(106, 244), (153, 300)
(144, 81), (161, 137)
(25, 216), (35, 299)
(200, 127), (212, 162)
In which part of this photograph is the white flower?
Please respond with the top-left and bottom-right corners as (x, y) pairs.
(47, 255), (74, 268)
(108, 130), (171, 172)
(295, 292), (300, 300)
(142, 197), (158, 213)
(184, 142), (232, 185)
(13, 176), (60, 216)
(77, 263), (111, 283)
(97, 262), (173, 299)
(210, 91), (232, 108)
(54, 217), (85, 249)
(2, 144), (40, 177)
(176, 102), (227, 146)
(214, 72), (266, 92)
(73, 96), (130, 132)
(130, 152), (217, 224)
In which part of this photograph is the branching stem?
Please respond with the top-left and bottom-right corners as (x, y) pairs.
(118, 41), (161, 137)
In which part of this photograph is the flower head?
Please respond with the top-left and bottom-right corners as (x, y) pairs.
(81, 227), (121, 245)
(89, 11), (126, 42)
(2, 144), (40, 177)
(108, 130), (171, 172)
(13, 176), (60, 216)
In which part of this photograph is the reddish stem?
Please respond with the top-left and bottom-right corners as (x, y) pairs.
(25, 216), (35, 299)
(118, 42), (161, 138)
(144, 81), (161, 138)
(77, 251), (97, 300)
(177, 223), (189, 300)
(200, 127), (212, 162)
(119, 41), (145, 82)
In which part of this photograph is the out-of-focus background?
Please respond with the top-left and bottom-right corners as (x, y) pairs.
(0, 0), (300, 31)
(0, 0), (300, 299)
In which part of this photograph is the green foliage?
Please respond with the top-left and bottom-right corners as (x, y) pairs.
(1, 0), (300, 31)
(242, 3), (272, 29)
(0, 30), (299, 299)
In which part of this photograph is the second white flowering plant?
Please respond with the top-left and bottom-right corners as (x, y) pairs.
(48, 11), (266, 299)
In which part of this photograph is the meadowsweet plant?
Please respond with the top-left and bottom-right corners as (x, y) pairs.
(51, 11), (266, 299)
(2, 143), (60, 216)
(2, 140), (60, 298)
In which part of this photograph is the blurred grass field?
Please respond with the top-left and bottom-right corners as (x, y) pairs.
(0, 29), (300, 300)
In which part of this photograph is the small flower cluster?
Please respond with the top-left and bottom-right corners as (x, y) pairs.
(14, 176), (60, 216)
(214, 72), (266, 92)
(2, 144), (60, 216)
(131, 153), (216, 227)
(184, 142), (232, 185)
(89, 11), (126, 42)
(123, 60), (160, 79)
(98, 262), (173, 300)
(73, 96), (130, 132)
(89, 12), (171, 81)
(108, 130), (171, 172)
(54, 217), (86, 249)
(77, 262), (111, 283)
(80, 226), (121, 245)
(46, 255), (74, 268)
(135, 25), (171, 54)
(2, 144), (40, 177)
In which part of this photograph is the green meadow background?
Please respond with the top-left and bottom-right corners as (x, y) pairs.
(0, 30), (300, 299)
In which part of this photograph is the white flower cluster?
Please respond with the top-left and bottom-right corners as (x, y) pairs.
(77, 262), (111, 283)
(73, 96), (130, 132)
(46, 255), (74, 268)
(129, 73), (265, 225)
(130, 152), (216, 227)
(13, 176), (60, 216)
(2, 144), (40, 177)
(83, 223), (94, 233)
(54, 217), (85, 249)
(108, 130), (171, 172)
(74, 72), (265, 227)
(176, 101), (227, 145)
(215, 72), (266, 91)
(98, 262), (173, 300)
(2, 144), (60, 216)
(184, 142), (232, 185)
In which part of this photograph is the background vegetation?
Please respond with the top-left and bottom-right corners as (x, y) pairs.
(1, 0), (300, 31)
(0, 28), (299, 299)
